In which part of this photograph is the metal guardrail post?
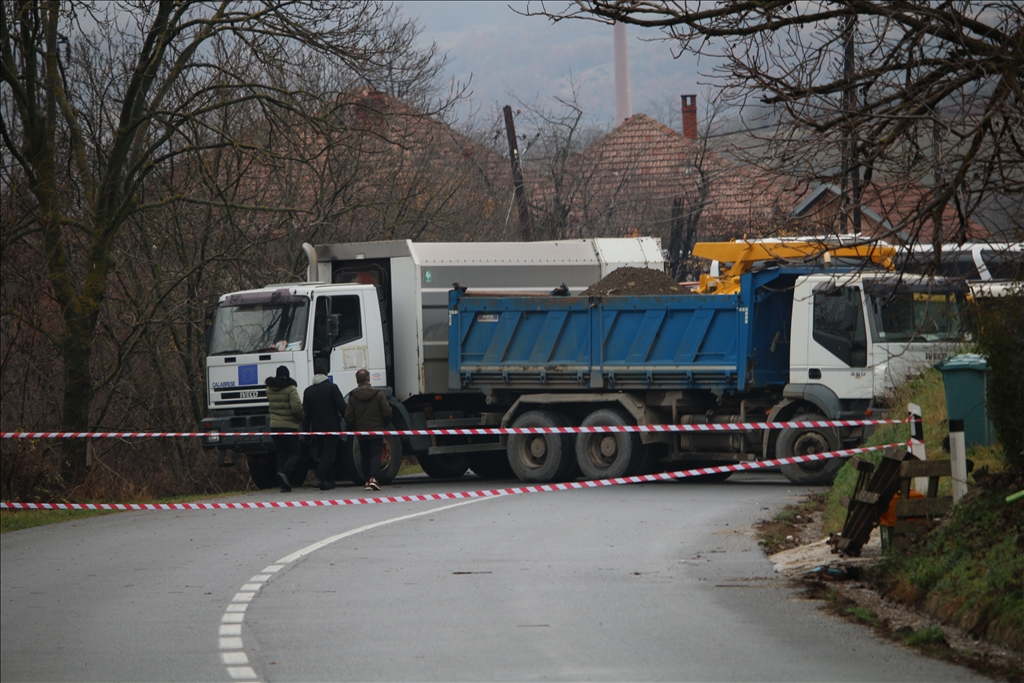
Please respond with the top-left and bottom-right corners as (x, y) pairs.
(948, 418), (969, 503)
(907, 402), (928, 494)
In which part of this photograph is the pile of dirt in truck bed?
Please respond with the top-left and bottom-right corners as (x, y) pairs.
(580, 266), (683, 296)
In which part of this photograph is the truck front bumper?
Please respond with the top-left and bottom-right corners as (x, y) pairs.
(200, 414), (274, 454)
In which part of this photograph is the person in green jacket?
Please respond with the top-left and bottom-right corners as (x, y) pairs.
(265, 365), (304, 492)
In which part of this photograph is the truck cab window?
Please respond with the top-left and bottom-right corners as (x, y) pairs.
(331, 295), (362, 345)
(209, 293), (309, 355)
(313, 295), (362, 353)
(870, 291), (964, 343)
(813, 286), (867, 367)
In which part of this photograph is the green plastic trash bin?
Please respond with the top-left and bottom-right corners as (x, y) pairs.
(934, 354), (994, 448)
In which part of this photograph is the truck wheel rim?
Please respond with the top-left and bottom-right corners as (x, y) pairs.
(793, 431), (830, 472)
(586, 435), (618, 468)
(519, 436), (547, 469)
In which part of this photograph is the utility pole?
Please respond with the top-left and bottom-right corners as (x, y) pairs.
(841, 14), (862, 235)
(503, 105), (533, 241)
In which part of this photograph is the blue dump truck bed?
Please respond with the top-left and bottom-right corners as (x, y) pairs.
(449, 270), (798, 394)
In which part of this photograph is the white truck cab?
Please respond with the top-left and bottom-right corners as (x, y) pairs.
(205, 282), (386, 414)
(789, 273), (965, 403)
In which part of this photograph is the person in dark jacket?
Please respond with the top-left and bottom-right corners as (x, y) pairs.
(303, 360), (346, 490)
(344, 368), (393, 491)
(265, 365), (304, 492)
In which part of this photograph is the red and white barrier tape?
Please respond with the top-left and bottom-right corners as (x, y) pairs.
(0, 442), (902, 511)
(1, 417), (901, 440)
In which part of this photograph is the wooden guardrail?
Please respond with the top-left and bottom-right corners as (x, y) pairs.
(890, 458), (972, 550)
(830, 446), (910, 557)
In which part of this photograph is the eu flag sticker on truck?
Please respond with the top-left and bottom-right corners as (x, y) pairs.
(238, 365), (259, 386)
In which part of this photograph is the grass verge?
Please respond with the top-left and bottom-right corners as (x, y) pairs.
(875, 467), (1024, 653)
(0, 490), (246, 534)
(0, 508), (111, 533)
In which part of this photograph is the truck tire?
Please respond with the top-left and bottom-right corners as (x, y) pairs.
(348, 434), (403, 485)
(468, 452), (516, 480)
(776, 413), (844, 485)
(576, 407), (643, 480)
(418, 453), (469, 479)
(506, 411), (576, 483)
(247, 456), (278, 489)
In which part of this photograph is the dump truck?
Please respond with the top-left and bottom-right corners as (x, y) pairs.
(449, 241), (968, 485)
(203, 238), (968, 487)
(200, 238), (664, 488)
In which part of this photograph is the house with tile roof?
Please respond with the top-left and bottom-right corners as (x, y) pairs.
(518, 112), (807, 278)
(512, 105), (991, 278)
(789, 181), (989, 243)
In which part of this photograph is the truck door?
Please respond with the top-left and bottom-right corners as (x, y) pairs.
(312, 294), (370, 394)
(805, 284), (873, 399)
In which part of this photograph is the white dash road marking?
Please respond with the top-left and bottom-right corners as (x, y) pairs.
(226, 665), (257, 679)
(218, 497), (489, 682)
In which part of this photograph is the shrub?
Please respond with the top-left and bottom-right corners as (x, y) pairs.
(972, 293), (1024, 467)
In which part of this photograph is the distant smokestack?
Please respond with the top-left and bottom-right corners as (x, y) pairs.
(681, 94), (698, 140)
(614, 23), (632, 124)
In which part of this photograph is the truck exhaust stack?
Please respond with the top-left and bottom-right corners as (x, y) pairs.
(302, 242), (318, 283)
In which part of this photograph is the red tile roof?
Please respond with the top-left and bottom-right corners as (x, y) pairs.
(791, 181), (989, 242)
(522, 114), (807, 241)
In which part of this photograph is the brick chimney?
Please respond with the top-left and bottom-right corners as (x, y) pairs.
(681, 94), (698, 140)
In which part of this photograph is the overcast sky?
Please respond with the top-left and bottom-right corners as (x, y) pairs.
(394, 1), (708, 132)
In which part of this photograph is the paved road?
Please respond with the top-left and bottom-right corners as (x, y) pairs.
(1, 472), (988, 682)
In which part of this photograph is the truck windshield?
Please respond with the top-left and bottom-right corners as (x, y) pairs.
(209, 292), (310, 355)
(868, 286), (964, 343)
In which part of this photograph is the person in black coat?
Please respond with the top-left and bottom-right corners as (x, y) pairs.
(302, 360), (347, 490)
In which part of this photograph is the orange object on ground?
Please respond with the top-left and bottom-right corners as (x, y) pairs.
(879, 489), (925, 527)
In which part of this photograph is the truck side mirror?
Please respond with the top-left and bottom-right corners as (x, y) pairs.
(204, 305), (217, 355)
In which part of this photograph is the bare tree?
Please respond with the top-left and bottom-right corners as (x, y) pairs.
(477, 84), (612, 241)
(538, 1), (1024, 247)
(1, 0), (456, 486)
